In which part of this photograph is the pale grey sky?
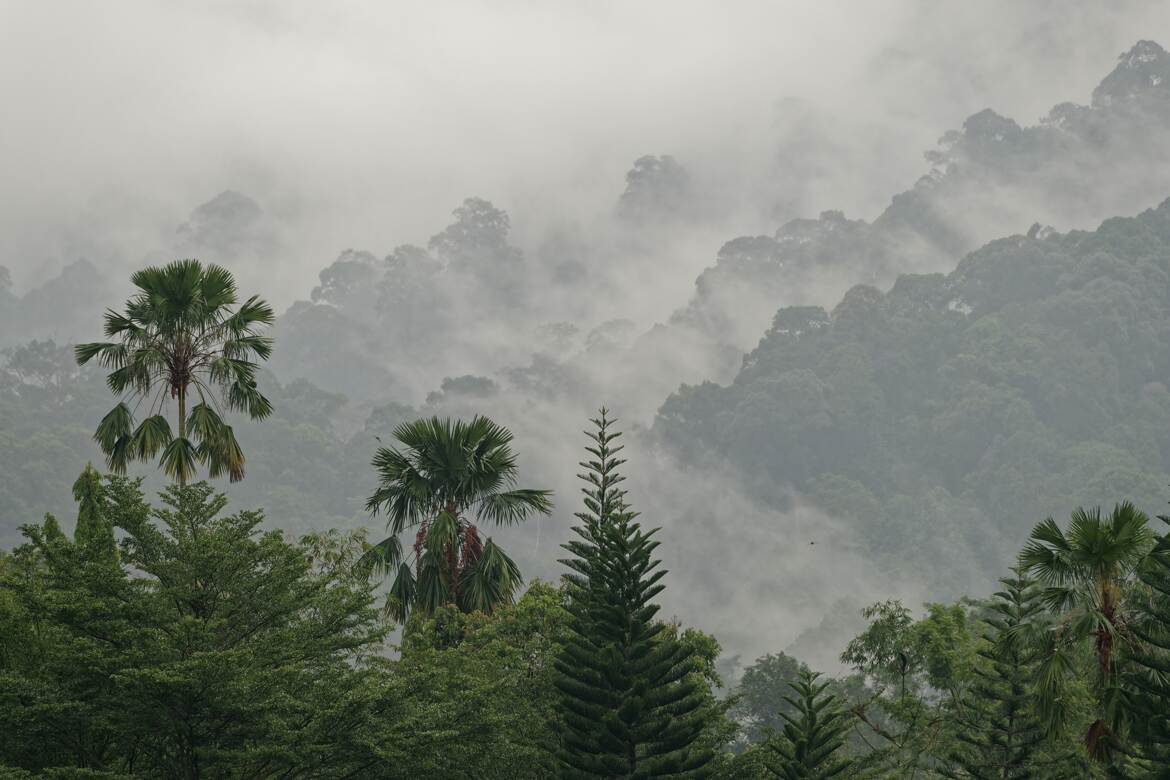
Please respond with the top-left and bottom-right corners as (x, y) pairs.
(3, 0), (1168, 295)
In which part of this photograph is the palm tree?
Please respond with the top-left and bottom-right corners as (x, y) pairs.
(75, 259), (274, 485)
(1019, 502), (1155, 762)
(363, 415), (552, 621)
(1129, 515), (1170, 772)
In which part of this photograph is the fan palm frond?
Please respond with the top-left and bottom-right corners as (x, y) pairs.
(459, 538), (523, 615)
(159, 437), (198, 484)
(76, 259), (273, 484)
(362, 415), (551, 622)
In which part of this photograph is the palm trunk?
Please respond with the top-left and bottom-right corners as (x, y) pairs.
(444, 501), (459, 604)
(1097, 578), (1115, 675)
(1085, 576), (1119, 764)
(177, 384), (187, 486)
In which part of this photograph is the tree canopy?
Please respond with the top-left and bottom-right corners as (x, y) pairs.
(75, 259), (275, 484)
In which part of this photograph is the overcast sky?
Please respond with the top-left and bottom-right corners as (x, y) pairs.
(3, 0), (1169, 295)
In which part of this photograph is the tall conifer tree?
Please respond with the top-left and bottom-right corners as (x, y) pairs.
(555, 410), (713, 779)
(762, 670), (851, 780)
(71, 463), (117, 564)
(944, 568), (1079, 779)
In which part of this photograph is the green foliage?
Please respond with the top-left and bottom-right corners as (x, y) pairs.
(0, 478), (390, 778)
(9, 405), (1170, 777)
(760, 671), (852, 780)
(555, 410), (716, 778)
(944, 568), (1082, 779)
(380, 581), (571, 778)
(74, 259), (275, 484)
(363, 415), (553, 621)
(1129, 513), (1170, 775)
(842, 601), (976, 700)
(1020, 503), (1155, 761)
(732, 653), (812, 745)
(838, 600), (979, 777)
(656, 199), (1170, 595)
(70, 465), (115, 565)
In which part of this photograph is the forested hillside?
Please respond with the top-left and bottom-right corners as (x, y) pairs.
(236, 41), (1170, 414)
(664, 40), (1170, 378)
(658, 198), (1170, 592)
(0, 344), (392, 548)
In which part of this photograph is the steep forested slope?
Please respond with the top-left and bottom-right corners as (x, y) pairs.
(9, 43), (1170, 416)
(263, 33), (1170, 419)
(667, 40), (1170, 366)
(656, 198), (1170, 590)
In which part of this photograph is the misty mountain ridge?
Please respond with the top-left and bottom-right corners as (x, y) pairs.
(175, 189), (269, 257)
(666, 40), (1170, 379)
(265, 39), (1170, 419)
(1092, 39), (1170, 105)
(656, 194), (1170, 603)
(6, 40), (1170, 406)
(236, 41), (1170, 418)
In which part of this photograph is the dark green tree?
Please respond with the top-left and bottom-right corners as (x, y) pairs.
(761, 670), (852, 780)
(732, 653), (813, 745)
(944, 568), (1080, 779)
(0, 478), (391, 778)
(381, 581), (572, 779)
(71, 463), (116, 565)
(75, 259), (275, 484)
(839, 600), (978, 777)
(554, 409), (714, 778)
(1129, 513), (1170, 776)
(364, 415), (553, 621)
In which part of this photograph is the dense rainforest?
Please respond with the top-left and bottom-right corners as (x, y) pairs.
(6, 38), (1170, 778)
(657, 197), (1170, 596)
(4, 278), (1170, 775)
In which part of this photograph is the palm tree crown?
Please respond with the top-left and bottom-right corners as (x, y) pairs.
(1021, 503), (1154, 642)
(75, 259), (274, 484)
(364, 415), (553, 621)
(1019, 501), (1155, 760)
